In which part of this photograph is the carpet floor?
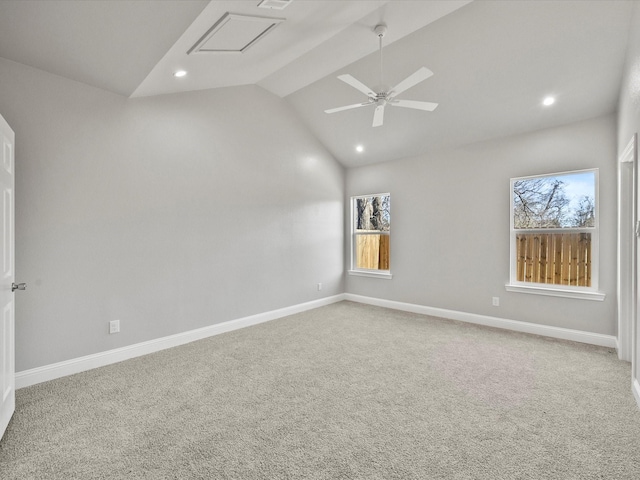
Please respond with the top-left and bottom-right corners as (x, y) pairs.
(1, 301), (639, 479)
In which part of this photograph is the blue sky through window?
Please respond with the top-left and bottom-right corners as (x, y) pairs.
(561, 171), (595, 213)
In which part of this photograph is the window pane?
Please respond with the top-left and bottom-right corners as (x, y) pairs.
(513, 171), (595, 229)
(355, 234), (390, 270)
(355, 195), (390, 232)
(516, 232), (591, 287)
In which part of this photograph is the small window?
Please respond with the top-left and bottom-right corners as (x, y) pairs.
(508, 169), (602, 299)
(350, 193), (391, 277)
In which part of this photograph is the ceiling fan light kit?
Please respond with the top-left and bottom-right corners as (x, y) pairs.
(324, 24), (438, 127)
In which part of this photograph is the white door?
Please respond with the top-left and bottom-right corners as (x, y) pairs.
(0, 114), (15, 440)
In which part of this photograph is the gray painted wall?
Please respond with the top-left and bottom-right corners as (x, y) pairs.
(346, 114), (617, 336)
(617, 2), (640, 152)
(0, 58), (344, 371)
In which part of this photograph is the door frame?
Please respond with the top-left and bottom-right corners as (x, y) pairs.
(618, 134), (636, 363)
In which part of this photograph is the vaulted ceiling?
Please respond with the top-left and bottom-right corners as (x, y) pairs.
(0, 0), (634, 167)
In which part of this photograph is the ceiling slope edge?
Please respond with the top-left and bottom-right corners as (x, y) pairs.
(130, 0), (388, 98)
(260, 0), (473, 98)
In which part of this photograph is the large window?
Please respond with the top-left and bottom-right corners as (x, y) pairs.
(350, 193), (391, 277)
(507, 169), (603, 300)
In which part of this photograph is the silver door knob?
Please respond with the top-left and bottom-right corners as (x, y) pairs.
(11, 282), (26, 292)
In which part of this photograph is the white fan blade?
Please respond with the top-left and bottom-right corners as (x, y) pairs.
(372, 105), (385, 127)
(324, 102), (373, 114)
(391, 99), (438, 111)
(389, 67), (433, 97)
(337, 74), (376, 97)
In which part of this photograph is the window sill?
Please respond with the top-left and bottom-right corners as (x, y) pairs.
(348, 270), (393, 280)
(505, 283), (605, 301)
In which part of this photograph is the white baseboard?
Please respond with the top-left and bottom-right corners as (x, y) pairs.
(16, 293), (619, 389)
(634, 379), (640, 410)
(16, 294), (346, 389)
(344, 294), (618, 349)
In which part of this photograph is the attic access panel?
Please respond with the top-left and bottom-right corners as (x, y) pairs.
(188, 12), (285, 54)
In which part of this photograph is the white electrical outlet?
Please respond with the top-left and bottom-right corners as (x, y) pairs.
(317, 283), (322, 291)
(109, 320), (120, 334)
(492, 297), (500, 307)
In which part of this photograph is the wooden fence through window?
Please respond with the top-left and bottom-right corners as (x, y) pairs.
(356, 234), (390, 270)
(516, 232), (591, 287)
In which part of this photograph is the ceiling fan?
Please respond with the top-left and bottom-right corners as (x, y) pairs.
(324, 24), (438, 127)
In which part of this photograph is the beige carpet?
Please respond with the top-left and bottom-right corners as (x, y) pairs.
(1, 301), (639, 479)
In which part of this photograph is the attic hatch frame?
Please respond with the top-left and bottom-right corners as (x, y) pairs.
(188, 12), (285, 55)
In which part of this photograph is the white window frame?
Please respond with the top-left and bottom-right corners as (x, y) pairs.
(505, 169), (605, 301)
(348, 193), (392, 279)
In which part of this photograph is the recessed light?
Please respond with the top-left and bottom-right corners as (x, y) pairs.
(174, 70), (187, 78)
(356, 145), (364, 153)
(543, 96), (555, 106)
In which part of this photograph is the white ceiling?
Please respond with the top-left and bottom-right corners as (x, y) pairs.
(0, 0), (634, 167)
(0, 0), (210, 96)
(289, 0), (635, 166)
(132, 0), (471, 98)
